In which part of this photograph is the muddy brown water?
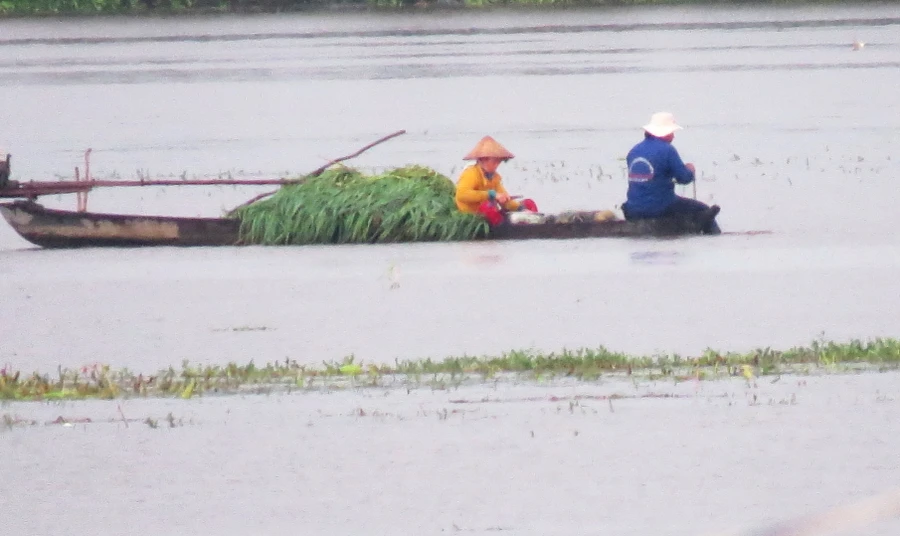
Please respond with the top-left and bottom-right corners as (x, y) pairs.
(1, 5), (900, 535)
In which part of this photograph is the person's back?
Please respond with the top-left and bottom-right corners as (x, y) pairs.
(621, 112), (721, 234)
(623, 134), (693, 218)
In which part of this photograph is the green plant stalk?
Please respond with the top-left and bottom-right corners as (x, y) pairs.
(2, 338), (900, 401)
(231, 165), (488, 245)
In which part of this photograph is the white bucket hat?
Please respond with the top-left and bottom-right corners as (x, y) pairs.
(643, 112), (683, 137)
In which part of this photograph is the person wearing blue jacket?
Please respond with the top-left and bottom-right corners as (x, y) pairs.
(622, 112), (720, 234)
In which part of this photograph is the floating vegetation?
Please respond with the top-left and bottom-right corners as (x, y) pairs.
(0, 412), (185, 430)
(231, 165), (488, 245)
(2, 338), (900, 402)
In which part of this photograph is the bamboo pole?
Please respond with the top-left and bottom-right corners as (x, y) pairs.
(42, 177), (304, 188)
(75, 166), (84, 211)
(228, 129), (407, 213)
(0, 177), (309, 199)
(0, 130), (407, 202)
(81, 148), (92, 211)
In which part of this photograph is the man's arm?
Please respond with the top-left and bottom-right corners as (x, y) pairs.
(669, 146), (695, 185)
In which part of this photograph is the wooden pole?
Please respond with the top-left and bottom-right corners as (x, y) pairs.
(228, 129), (407, 213)
(306, 130), (406, 178)
(82, 148), (92, 211)
(42, 177), (306, 188)
(0, 130), (408, 202)
(0, 177), (312, 199)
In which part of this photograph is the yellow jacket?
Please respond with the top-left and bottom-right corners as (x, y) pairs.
(454, 164), (521, 213)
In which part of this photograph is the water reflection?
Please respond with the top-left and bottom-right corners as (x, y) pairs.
(630, 250), (681, 265)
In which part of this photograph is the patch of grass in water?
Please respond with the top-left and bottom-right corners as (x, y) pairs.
(3, 338), (900, 402)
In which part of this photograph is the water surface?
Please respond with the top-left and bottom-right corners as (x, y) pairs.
(2, 5), (900, 372)
(3, 5), (900, 535)
(4, 372), (900, 536)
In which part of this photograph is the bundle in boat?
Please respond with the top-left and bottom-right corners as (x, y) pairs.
(231, 165), (488, 245)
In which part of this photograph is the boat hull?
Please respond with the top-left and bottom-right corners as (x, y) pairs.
(0, 201), (241, 248)
(0, 201), (711, 249)
(490, 215), (705, 240)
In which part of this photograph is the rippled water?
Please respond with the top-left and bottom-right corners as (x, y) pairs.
(2, 6), (900, 534)
(1, 4), (899, 373)
(4, 372), (900, 536)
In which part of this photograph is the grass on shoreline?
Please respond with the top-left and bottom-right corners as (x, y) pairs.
(2, 338), (900, 402)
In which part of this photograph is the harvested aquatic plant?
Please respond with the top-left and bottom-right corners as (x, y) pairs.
(232, 165), (488, 245)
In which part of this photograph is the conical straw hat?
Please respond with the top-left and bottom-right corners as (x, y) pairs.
(462, 136), (515, 160)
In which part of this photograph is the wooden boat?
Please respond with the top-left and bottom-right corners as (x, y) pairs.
(0, 201), (241, 248)
(0, 200), (717, 249)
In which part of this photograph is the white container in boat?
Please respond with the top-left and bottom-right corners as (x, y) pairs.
(507, 212), (546, 225)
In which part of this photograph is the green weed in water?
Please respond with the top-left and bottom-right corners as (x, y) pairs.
(231, 165), (488, 245)
(3, 338), (900, 402)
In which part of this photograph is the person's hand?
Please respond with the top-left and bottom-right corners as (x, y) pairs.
(685, 163), (696, 174)
(495, 192), (510, 204)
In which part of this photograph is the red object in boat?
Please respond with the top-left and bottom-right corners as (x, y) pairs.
(477, 201), (504, 226)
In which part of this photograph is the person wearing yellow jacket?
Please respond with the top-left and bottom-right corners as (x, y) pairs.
(455, 136), (537, 225)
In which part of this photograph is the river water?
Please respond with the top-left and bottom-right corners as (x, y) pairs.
(2, 4), (900, 370)
(1, 5), (900, 535)
(4, 373), (900, 536)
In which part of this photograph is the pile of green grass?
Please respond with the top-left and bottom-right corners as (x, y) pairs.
(232, 165), (488, 245)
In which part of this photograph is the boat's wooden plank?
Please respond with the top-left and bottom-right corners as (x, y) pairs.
(1, 201), (714, 249)
(489, 216), (702, 240)
(0, 202), (241, 248)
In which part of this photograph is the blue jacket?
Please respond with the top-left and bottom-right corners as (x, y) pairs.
(623, 134), (695, 217)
